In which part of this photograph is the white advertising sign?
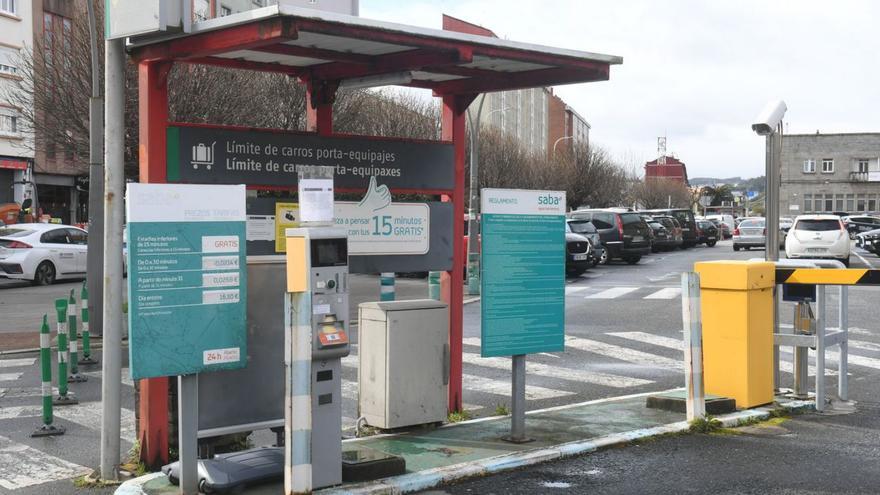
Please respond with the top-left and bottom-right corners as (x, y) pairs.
(335, 202), (429, 255)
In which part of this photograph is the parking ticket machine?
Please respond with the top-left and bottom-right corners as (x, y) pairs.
(286, 227), (351, 489)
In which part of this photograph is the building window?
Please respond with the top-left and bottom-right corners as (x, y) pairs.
(822, 158), (834, 173)
(43, 13), (72, 79)
(846, 194), (855, 212)
(0, 0), (16, 15)
(857, 194), (866, 212)
(0, 46), (18, 76)
(803, 159), (816, 173)
(869, 196), (877, 213)
(803, 193), (812, 213)
(825, 194), (833, 212)
(858, 159), (870, 174)
(220, 5), (232, 16)
(0, 114), (17, 134)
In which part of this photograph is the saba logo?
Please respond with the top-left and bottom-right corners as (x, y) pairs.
(538, 194), (562, 206)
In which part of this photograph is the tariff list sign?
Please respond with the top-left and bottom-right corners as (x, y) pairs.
(126, 183), (248, 379)
(480, 189), (566, 357)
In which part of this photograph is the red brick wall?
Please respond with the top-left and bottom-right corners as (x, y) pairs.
(547, 92), (568, 156)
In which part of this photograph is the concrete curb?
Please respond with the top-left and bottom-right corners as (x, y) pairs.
(322, 399), (816, 495)
(115, 473), (165, 495)
(112, 398), (817, 495)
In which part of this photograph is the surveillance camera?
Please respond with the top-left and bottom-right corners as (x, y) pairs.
(751, 100), (787, 135)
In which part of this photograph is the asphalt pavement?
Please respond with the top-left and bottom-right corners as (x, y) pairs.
(1, 241), (878, 493)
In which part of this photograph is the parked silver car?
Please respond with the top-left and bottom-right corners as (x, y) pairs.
(733, 218), (766, 251)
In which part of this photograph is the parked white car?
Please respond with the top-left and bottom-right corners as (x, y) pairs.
(785, 215), (851, 267)
(0, 223), (88, 285)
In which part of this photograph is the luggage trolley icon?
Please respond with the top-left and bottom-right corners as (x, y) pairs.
(191, 142), (216, 170)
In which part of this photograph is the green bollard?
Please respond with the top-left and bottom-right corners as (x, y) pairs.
(53, 298), (77, 406)
(67, 290), (86, 383)
(79, 282), (97, 365)
(33, 315), (64, 437)
(428, 271), (441, 300)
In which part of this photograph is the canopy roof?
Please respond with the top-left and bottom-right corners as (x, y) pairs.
(129, 3), (622, 95)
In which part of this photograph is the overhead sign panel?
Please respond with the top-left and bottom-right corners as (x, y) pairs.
(166, 125), (454, 191)
(126, 183), (248, 379)
(480, 188), (566, 357)
(105, 0), (183, 39)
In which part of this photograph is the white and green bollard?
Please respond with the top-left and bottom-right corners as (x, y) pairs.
(53, 298), (77, 406)
(428, 271), (441, 300)
(79, 282), (97, 365)
(32, 315), (65, 437)
(67, 290), (86, 383)
(380, 272), (396, 301)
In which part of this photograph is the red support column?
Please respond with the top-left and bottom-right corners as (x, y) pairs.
(138, 60), (171, 468)
(305, 79), (337, 136)
(441, 94), (468, 413)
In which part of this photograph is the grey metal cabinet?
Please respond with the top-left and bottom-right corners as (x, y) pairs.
(357, 299), (448, 429)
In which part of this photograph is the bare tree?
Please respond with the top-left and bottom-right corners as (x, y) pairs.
(631, 179), (693, 209)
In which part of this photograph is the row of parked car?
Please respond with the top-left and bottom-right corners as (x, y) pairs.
(563, 208), (720, 276)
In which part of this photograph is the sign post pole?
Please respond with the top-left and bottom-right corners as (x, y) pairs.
(507, 354), (528, 443)
(178, 374), (199, 495)
(480, 188), (566, 444)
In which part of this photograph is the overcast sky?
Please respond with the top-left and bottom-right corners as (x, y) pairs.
(360, 0), (880, 179)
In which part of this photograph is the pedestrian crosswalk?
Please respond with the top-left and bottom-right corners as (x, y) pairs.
(566, 285), (684, 301)
(3, 323), (880, 491)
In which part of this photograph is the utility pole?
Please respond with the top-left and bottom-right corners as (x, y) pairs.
(99, 37), (125, 483)
(86, 0), (104, 337)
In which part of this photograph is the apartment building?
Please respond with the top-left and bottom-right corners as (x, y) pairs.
(780, 132), (880, 216)
(0, 0), (34, 208)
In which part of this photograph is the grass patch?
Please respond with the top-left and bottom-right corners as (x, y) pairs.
(494, 404), (510, 416)
(447, 410), (473, 423)
(119, 440), (149, 477)
(73, 471), (121, 489)
(689, 415), (723, 434)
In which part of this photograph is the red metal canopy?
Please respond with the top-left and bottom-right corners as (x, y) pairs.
(129, 4), (621, 468)
(129, 5), (621, 94)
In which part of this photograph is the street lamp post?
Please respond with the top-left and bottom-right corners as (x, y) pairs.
(465, 98), (513, 296)
(552, 135), (574, 156)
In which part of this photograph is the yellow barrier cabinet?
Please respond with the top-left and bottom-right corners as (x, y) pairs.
(695, 260), (775, 408)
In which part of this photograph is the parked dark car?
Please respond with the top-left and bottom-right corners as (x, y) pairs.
(651, 215), (684, 250)
(565, 232), (592, 276)
(567, 219), (604, 267)
(647, 220), (677, 252)
(569, 209), (651, 264)
(856, 228), (880, 254)
(695, 220), (719, 247)
(843, 215), (880, 239)
(642, 209), (698, 247)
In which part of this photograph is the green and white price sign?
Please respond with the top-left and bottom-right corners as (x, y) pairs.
(480, 188), (566, 357)
(126, 183), (248, 380)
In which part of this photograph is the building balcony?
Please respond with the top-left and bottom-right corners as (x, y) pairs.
(850, 171), (880, 182)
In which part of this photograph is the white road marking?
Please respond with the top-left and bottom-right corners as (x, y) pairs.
(54, 402), (137, 443)
(0, 387), (60, 399)
(461, 374), (574, 400)
(82, 367), (134, 387)
(853, 250), (876, 268)
(460, 346), (652, 388)
(585, 287), (639, 299)
(0, 373), (22, 382)
(0, 358), (36, 368)
(565, 286), (589, 295)
(643, 288), (682, 300)
(565, 336), (684, 371)
(0, 405), (42, 420)
(610, 331), (838, 376)
(608, 332), (684, 351)
(0, 435), (91, 490)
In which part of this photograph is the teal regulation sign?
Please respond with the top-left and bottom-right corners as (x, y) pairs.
(480, 189), (566, 357)
(126, 184), (248, 379)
